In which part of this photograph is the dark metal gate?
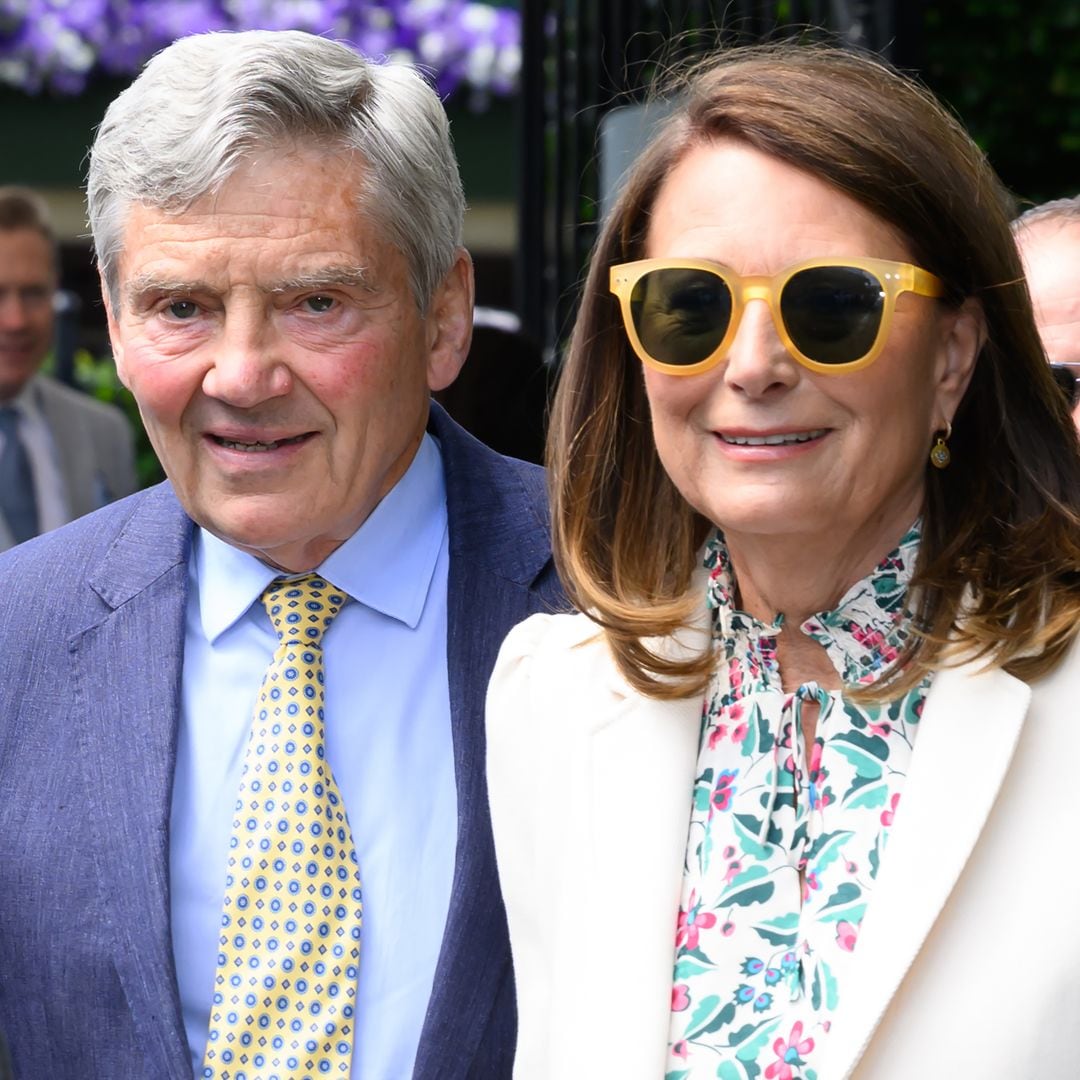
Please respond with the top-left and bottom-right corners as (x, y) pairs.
(516, 0), (922, 359)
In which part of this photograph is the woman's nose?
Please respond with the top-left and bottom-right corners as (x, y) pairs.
(721, 297), (801, 397)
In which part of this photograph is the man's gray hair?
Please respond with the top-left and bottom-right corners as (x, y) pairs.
(1013, 194), (1080, 232)
(87, 29), (465, 313)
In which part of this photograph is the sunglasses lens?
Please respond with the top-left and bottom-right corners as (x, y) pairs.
(782, 266), (885, 365)
(629, 267), (733, 367)
(1050, 364), (1080, 408)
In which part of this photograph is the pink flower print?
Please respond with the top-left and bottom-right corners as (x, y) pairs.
(836, 920), (860, 951)
(672, 1040), (688, 1060)
(868, 720), (892, 737)
(731, 722), (749, 744)
(807, 738), (824, 776)
(724, 859), (743, 885)
(802, 870), (820, 903)
(845, 860), (858, 874)
(729, 662), (744, 691)
(881, 792), (901, 827)
(676, 890), (717, 951)
(722, 845), (737, 859)
(721, 918), (736, 936)
(853, 626), (885, 650)
(671, 984), (690, 1012)
(708, 723), (728, 749)
(728, 702), (744, 722)
(765, 1021), (815, 1079)
(711, 769), (739, 813)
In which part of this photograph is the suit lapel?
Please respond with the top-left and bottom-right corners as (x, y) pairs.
(34, 376), (90, 517)
(414, 406), (559, 1078)
(71, 484), (194, 1079)
(826, 659), (1032, 1078)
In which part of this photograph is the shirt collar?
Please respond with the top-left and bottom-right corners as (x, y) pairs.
(195, 433), (447, 643)
(705, 518), (922, 686)
(3, 376), (44, 422)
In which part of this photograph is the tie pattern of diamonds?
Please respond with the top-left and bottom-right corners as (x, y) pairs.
(202, 575), (363, 1080)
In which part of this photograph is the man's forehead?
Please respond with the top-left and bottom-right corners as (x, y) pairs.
(1019, 220), (1080, 274)
(0, 228), (57, 286)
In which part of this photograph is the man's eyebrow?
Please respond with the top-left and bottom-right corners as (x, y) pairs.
(124, 274), (212, 305)
(267, 265), (375, 293)
(123, 265), (376, 306)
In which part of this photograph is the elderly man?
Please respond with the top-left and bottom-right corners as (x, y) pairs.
(1014, 195), (1080, 424)
(0, 30), (561, 1080)
(0, 186), (135, 549)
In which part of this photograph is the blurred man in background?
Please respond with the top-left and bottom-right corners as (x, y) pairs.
(0, 185), (136, 550)
(1014, 196), (1080, 427)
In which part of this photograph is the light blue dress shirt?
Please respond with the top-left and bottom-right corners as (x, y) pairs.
(171, 434), (457, 1080)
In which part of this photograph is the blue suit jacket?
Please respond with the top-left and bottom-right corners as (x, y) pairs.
(0, 405), (563, 1079)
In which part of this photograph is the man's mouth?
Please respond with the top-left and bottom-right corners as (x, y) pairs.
(213, 433), (312, 452)
(719, 429), (828, 446)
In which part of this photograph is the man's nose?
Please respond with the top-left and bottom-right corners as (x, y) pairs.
(201, 316), (293, 407)
(0, 293), (34, 330)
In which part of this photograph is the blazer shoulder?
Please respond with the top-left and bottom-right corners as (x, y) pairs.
(35, 374), (130, 432)
(488, 611), (613, 740)
(0, 484), (179, 600)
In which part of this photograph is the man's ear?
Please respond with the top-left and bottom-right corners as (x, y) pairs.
(100, 272), (132, 390)
(933, 296), (985, 429)
(426, 249), (474, 393)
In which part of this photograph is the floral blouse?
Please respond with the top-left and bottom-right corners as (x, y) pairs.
(666, 523), (929, 1080)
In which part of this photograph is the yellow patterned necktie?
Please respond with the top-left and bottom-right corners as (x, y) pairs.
(202, 575), (363, 1080)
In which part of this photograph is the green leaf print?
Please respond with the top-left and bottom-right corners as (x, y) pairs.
(834, 729), (890, 759)
(751, 922), (798, 948)
(732, 1016), (782, 1062)
(725, 866), (780, 905)
(803, 829), (854, 874)
(811, 959), (841, 1011)
(684, 994), (733, 1040)
(732, 813), (771, 860)
(674, 957), (712, 980)
(844, 779), (889, 810)
(755, 703), (771, 754)
(831, 741), (883, 780)
(699, 1000), (739, 1039)
(872, 571), (899, 596)
(821, 881), (861, 911)
(665, 1070), (691, 1080)
(734, 812), (783, 849)
(869, 833), (883, 879)
(718, 1060), (763, 1080)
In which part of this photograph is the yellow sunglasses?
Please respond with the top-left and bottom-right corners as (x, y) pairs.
(609, 256), (946, 375)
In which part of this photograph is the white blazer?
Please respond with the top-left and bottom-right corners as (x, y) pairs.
(487, 608), (1080, 1079)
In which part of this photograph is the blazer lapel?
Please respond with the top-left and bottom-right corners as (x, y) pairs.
(414, 406), (560, 1078)
(580, 674), (703, 1075)
(34, 376), (90, 517)
(71, 484), (194, 1079)
(826, 658), (1032, 1078)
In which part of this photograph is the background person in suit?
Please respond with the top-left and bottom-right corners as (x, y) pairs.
(488, 46), (1080, 1079)
(0, 30), (561, 1080)
(1014, 195), (1080, 426)
(0, 185), (136, 550)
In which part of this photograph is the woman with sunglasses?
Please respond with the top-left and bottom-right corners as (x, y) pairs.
(487, 44), (1080, 1080)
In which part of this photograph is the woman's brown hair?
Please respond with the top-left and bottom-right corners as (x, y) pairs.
(548, 42), (1080, 700)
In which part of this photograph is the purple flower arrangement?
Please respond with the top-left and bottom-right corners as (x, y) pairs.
(0, 0), (521, 101)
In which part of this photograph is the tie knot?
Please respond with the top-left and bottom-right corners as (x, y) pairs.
(261, 573), (347, 645)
